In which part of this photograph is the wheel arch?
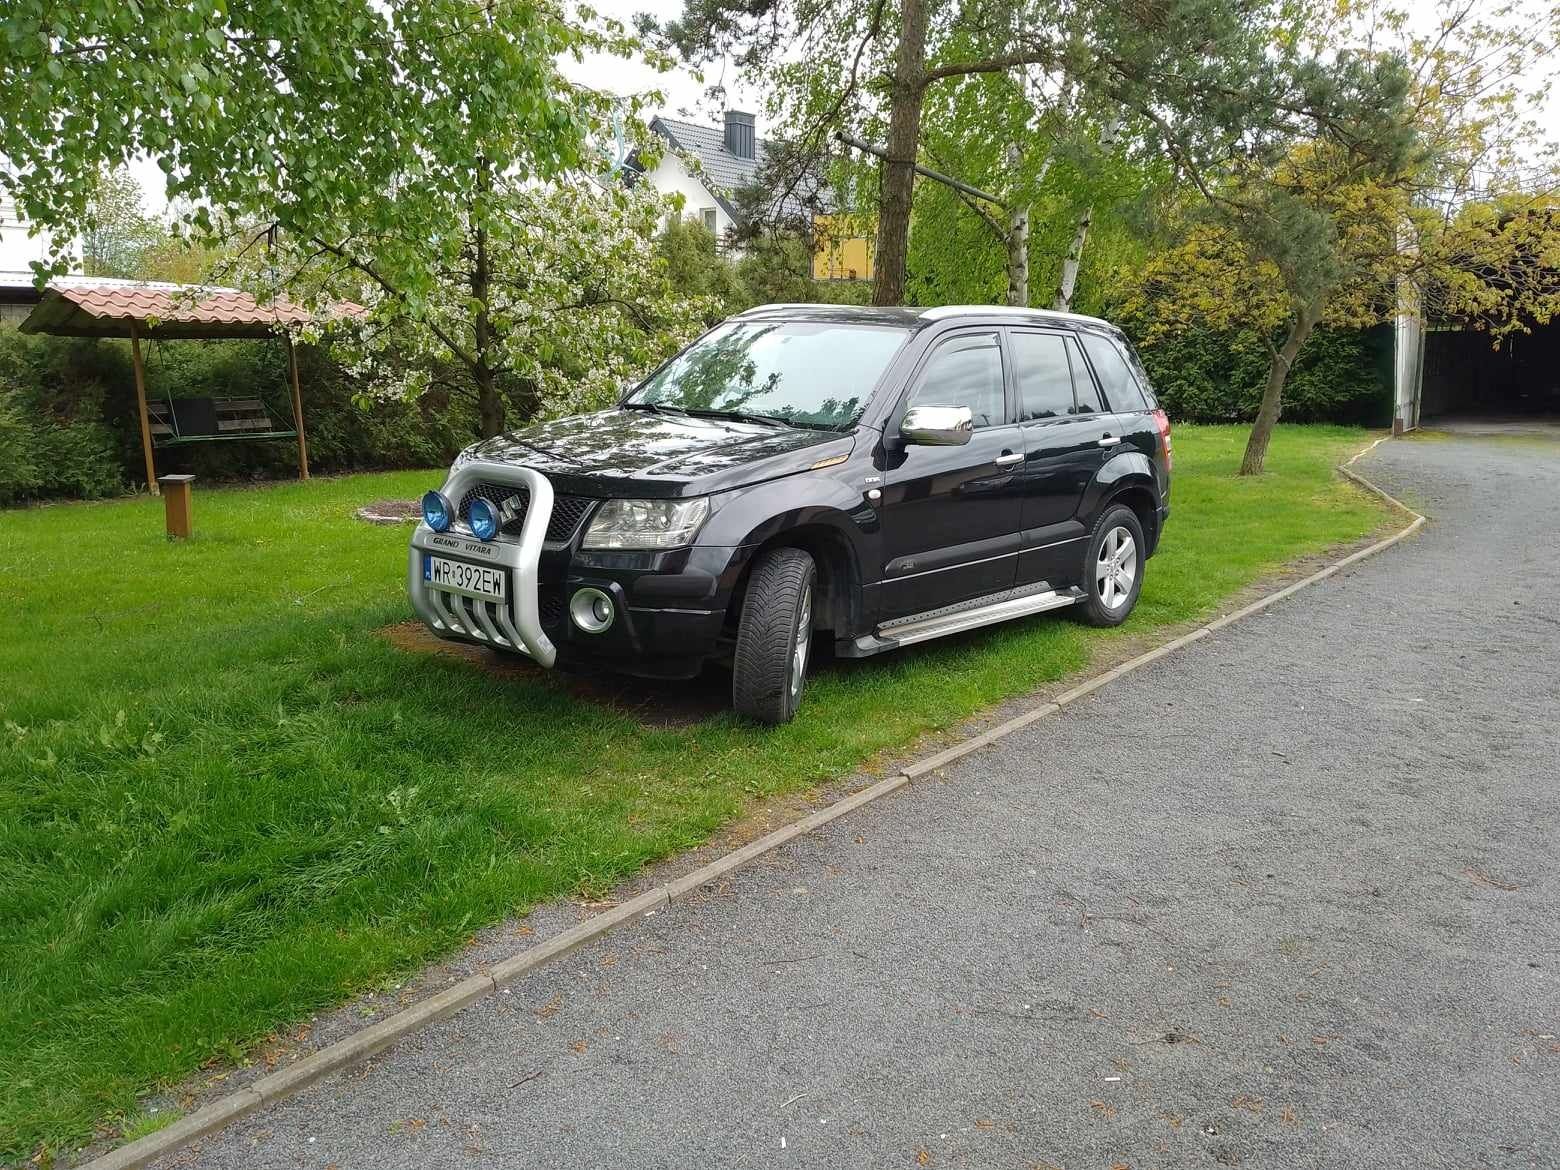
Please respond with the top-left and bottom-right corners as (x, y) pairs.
(1087, 452), (1161, 557)
(729, 518), (864, 638)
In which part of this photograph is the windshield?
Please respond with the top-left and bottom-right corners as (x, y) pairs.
(627, 320), (910, 429)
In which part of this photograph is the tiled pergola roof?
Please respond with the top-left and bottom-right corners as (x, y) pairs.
(19, 282), (362, 339)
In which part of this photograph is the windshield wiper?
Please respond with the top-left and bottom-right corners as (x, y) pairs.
(685, 408), (786, 428)
(684, 408), (846, 432)
(622, 400), (688, 416)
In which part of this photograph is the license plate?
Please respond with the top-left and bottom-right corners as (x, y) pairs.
(425, 555), (507, 601)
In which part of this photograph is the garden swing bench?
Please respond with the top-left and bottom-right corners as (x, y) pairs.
(20, 280), (361, 494)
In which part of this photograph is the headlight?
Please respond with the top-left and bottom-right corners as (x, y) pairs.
(422, 490), (452, 532)
(468, 497), (499, 541)
(582, 497), (711, 550)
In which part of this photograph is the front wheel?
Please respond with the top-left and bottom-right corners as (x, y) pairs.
(1076, 504), (1145, 627)
(732, 547), (817, 725)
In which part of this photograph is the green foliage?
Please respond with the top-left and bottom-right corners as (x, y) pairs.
(0, 328), (469, 501)
(1, 0), (617, 284)
(653, 218), (872, 320)
(0, 426), (1382, 1159)
(0, 332), (123, 505)
(1123, 320), (1393, 426)
(656, 217), (748, 320)
(81, 168), (165, 279)
(309, 182), (709, 434)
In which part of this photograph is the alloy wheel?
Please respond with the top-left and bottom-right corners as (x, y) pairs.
(791, 582), (813, 699)
(1096, 526), (1138, 611)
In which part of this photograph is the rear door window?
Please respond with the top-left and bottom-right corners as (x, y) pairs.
(1012, 331), (1101, 418)
(1011, 332), (1072, 420)
(1080, 332), (1151, 412)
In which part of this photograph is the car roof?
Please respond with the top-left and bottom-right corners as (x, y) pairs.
(732, 302), (1115, 331)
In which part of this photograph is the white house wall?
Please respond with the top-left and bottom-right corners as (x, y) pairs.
(643, 153), (735, 240)
(0, 198), (76, 276)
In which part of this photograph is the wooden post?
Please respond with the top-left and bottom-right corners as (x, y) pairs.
(286, 336), (310, 480)
(129, 321), (159, 495)
(158, 474), (195, 538)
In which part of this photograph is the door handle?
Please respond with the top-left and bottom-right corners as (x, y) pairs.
(1097, 435), (1122, 447)
(994, 451), (1024, 466)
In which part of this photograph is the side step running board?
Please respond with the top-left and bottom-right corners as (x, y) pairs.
(844, 585), (1084, 657)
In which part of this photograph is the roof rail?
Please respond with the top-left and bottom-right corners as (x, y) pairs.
(918, 304), (1110, 325)
(735, 302), (830, 314)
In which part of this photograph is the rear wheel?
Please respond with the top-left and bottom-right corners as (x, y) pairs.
(1076, 504), (1144, 627)
(732, 547), (817, 724)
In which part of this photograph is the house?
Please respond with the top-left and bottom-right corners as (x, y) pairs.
(0, 197), (81, 323)
(642, 111), (874, 282)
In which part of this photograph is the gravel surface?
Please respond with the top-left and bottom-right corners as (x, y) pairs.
(158, 436), (1560, 1170)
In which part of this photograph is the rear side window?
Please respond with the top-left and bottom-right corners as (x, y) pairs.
(1012, 331), (1102, 419)
(1081, 332), (1152, 412)
(909, 332), (1006, 427)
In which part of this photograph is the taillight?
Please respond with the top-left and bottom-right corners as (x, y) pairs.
(1152, 409), (1172, 473)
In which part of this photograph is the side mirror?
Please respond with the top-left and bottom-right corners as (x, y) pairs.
(901, 404), (974, 446)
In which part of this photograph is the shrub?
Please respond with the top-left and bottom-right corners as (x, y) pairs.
(1117, 319), (1393, 426)
(0, 331), (124, 505)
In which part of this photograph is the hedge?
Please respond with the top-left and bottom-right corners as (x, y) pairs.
(1, 312), (1396, 507)
(1122, 320), (1394, 427)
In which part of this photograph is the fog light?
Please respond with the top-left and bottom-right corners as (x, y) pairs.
(422, 490), (452, 532)
(468, 497), (499, 541)
(569, 587), (615, 633)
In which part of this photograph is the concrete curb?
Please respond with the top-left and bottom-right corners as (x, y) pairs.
(81, 444), (1424, 1170)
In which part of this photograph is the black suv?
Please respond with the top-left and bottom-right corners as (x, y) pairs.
(409, 304), (1171, 723)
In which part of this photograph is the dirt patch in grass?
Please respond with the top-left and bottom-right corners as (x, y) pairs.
(379, 621), (728, 729)
(356, 499), (421, 524)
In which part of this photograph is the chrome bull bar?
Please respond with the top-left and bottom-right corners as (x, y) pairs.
(406, 463), (558, 667)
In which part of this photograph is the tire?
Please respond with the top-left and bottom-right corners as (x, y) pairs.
(1075, 503), (1145, 627)
(732, 547), (817, 725)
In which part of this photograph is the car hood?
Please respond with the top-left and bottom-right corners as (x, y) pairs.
(464, 408), (856, 498)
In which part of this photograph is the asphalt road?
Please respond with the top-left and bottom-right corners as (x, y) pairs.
(161, 435), (1560, 1170)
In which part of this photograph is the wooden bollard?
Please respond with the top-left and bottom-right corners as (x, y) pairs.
(158, 474), (195, 539)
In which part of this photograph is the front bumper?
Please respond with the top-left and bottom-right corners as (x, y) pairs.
(408, 465), (734, 674)
(408, 464), (560, 665)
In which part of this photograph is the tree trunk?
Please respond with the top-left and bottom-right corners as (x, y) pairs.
(1006, 205), (1030, 306)
(870, 0), (927, 306)
(472, 161), (505, 438)
(1052, 114), (1122, 313)
(1239, 304), (1319, 476)
(1052, 207), (1091, 312)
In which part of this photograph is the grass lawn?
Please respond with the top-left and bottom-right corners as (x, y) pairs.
(0, 424), (1384, 1160)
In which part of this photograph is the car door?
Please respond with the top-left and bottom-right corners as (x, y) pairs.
(1008, 328), (1119, 586)
(877, 330), (1023, 621)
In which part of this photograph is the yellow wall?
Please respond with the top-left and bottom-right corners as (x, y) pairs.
(812, 214), (874, 281)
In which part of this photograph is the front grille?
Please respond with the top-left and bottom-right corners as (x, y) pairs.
(539, 588), (566, 629)
(457, 482), (595, 543)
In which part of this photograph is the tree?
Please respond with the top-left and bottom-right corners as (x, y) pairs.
(297, 182), (712, 434)
(1, 2), (623, 273)
(660, 0), (1336, 307)
(80, 168), (162, 278)
(1121, 0), (1558, 473)
(0, 0), (676, 437)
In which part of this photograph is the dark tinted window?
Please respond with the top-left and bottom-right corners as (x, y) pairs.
(909, 333), (1006, 427)
(1011, 332), (1073, 420)
(1068, 337), (1105, 414)
(1081, 332), (1150, 412)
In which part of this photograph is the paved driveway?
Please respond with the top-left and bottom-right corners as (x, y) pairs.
(163, 436), (1560, 1170)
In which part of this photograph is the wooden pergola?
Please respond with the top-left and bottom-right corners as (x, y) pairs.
(20, 282), (361, 494)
